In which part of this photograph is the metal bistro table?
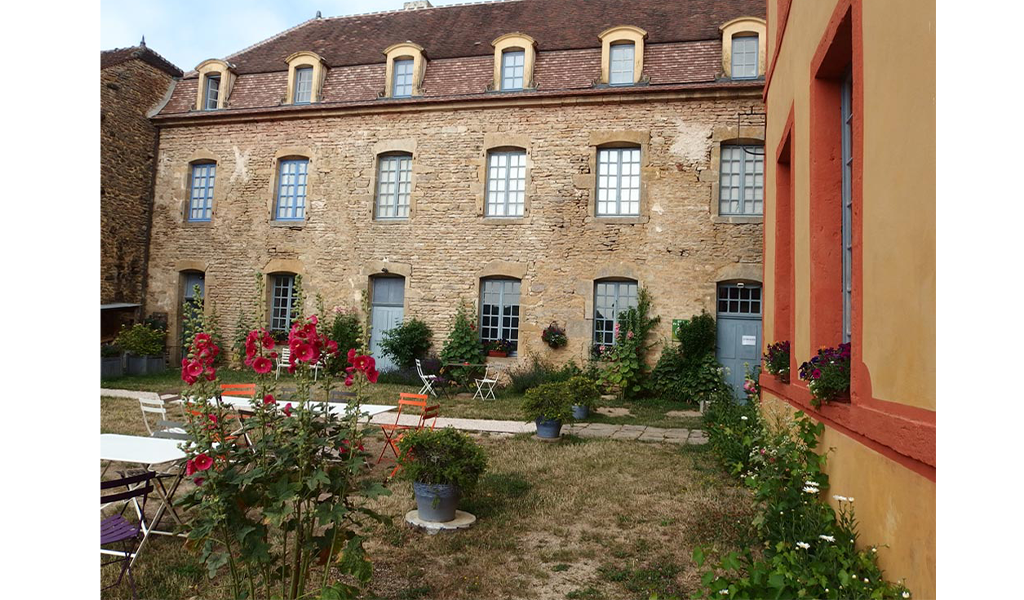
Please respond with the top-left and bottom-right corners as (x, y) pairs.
(100, 434), (188, 566)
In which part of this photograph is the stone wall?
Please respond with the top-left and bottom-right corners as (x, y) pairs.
(101, 58), (176, 304)
(147, 95), (764, 363)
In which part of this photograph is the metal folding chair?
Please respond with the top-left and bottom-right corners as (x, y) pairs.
(220, 383), (256, 399)
(101, 470), (157, 596)
(376, 393), (440, 469)
(473, 365), (499, 400)
(275, 348), (291, 379)
(415, 359), (439, 397)
(138, 393), (186, 437)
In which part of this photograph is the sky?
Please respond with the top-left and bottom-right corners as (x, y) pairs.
(100, 0), (487, 72)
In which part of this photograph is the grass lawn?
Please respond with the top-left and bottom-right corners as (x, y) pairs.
(102, 369), (703, 430)
(101, 396), (748, 600)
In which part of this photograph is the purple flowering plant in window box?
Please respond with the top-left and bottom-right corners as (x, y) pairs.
(763, 340), (791, 382)
(798, 343), (851, 408)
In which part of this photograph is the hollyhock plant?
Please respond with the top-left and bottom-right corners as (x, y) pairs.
(799, 342), (852, 407)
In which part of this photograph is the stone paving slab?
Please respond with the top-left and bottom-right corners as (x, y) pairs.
(665, 410), (703, 418)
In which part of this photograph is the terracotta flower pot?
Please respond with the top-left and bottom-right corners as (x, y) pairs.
(487, 350), (507, 357)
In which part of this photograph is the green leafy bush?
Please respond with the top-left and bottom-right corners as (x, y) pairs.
(675, 310), (717, 358)
(379, 318), (433, 370)
(599, 287), (661, 399)
(522, 381), (575, 423)
(397, 427), (488, 493)
(114, 323), (166, 357)
(696, 402), (912, 599)
(566, 375), (601, 409)
(101, 343), (122, 358)
(652, 310), (728, 403)
(507, 357), (588, 394)
(439, 302), (486, 381)
(326, 307), (364, 375)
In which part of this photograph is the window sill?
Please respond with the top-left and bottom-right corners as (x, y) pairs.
(714, 215), (763, 225)
(591, 215), (649, 225)
(482, 216), (527, 225)
(270, 220), (305, 229)
(372, 218), (411, 225)
(183, 220), (213, 227)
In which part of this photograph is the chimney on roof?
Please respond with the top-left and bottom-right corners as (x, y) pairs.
(140, 35), (146, 48)
(315, 10), (321, 19)
(403, 1), (432, 10)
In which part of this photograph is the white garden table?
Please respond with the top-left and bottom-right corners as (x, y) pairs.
(100, 434), (189, 566)
(216, 396), (396, 420)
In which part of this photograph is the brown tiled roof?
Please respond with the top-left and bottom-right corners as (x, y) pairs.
(102, 45), (183, 78)
(219, 0), (764, 75)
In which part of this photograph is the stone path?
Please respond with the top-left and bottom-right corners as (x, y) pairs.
(102, 388), (706, 445)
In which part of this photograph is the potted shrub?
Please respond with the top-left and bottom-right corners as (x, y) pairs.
(523, 381), (574, 439)
(763, 340), (791, 383)
(541, 322), (568, 349)
(567, 375), (600, 419)
(396, 427), (488, 523)
(101, 343), (123, 379)
(484, 339), (513, 358)
(115, 323), (167, 375)
(798, 342), (851, 408)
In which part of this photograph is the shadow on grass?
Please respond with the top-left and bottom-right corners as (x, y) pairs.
(459, 472), (533, 520)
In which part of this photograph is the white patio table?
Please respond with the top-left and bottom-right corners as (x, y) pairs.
(100, 434), (188, 566)
(216, 396), (396, 420)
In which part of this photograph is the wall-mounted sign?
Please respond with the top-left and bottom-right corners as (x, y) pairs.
(741, 335), (757, 346)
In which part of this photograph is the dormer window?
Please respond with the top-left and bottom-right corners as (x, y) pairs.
(383, 43), (426, 99)
(598, 26), (647, 86)
(194, 59), (236, 111)
(203, 74), (220, 110)
(720, 17), (766, 79)
(501, 50), (525, 90)
(392, 59), (414, 98)
(490, 34), (536, 92)
(284, 51), (328, 105)
(609, 43), (635, 85)
(293, 66), (313, 103)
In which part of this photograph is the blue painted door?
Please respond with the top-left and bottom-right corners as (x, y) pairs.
(715, 283), (763, 400)
(369, 277), (405, 372)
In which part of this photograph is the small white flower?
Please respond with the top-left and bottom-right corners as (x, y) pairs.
(833, 494), (848, 502)
(848, 497), (855, 502)
(819, 535), (835, 542)
(864, 578), (870, 583)
(719, 590), (729, 595)
(803, 486), (818, 493)
(740, 416), (748, 420)
(902, 592), (911, 599)
(796, 541), (810, 549)
(804, 480), (819, 487)
(871, 547), (877, 553)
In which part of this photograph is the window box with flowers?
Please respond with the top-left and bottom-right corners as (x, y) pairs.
(485, 339), (513, 357)
(541, 322), (568, 349)
(763, 340), (791, 383)
(798, 343), (851, 408)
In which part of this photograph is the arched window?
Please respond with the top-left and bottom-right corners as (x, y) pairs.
(491, 33), (536, 92)
(480, 278), (521, 355)
(598, 26), (647, 86)
(375, 152), (413, 220)
(194, 59), (235, 111)
(719, 18), (766, 79)
(593, 279), (638, 346)
(284, 51), (327, 104)
(269, 273), (297, 332)
(383, 43), (426, 98)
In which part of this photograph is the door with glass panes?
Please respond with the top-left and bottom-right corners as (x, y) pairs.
(715, 283), (763, 400)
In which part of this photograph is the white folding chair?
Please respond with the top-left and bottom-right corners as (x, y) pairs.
(275, 347), (291, 379)
(416, 359), (438, 397)
(138, 393), (186, 437)
(473, 365), (498, 401)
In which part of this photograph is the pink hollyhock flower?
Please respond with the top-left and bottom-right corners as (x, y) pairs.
(194, 477), (204, 486)
(283, 403), (292, 417)
(252, 356), (272, 374)
(181, 358), (189, 368)
(294, 343), (315, 362)
(185, 361), (204, 378)
(205, 369), (217, 381)
(353, 355), (370, 371)
(183, 373), (198, 385)
(627, 330), (635, 339)
(347, 348), (358, 364)
(364, 356), (376, 371)
(185, 459), (196, 476)
(270, 351), (278, 359)
(261, 331), (275, 350)
(193, 453), (213, 471)
(263, 394), (275, 405)
(207, 414), (217, 424)
(310, 315), (318, 325)
(344, 376), (354, 387)
(288, 364), (296, 374)
(325, 340), (338, 354)
(366, 369), (379, 384)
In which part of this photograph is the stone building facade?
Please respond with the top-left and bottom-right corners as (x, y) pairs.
(101, 42), (181, 338)
(146, 0), (767, 373)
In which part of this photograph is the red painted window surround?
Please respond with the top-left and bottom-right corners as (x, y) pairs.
(773, 105), (795, 374)
(762, 0), (935, 482)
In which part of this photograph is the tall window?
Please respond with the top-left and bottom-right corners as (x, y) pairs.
(181, 272), (205, 350)
(375, 154), (412, 219)
(293, 66), (313, 103)
(719, 145), (764, 215)
(187, 163), (215, 222)
(841, 69), (853, 343)
(274, 159), (308, 221)
(486, 150), (526, 217)
(480, 278), (521, 354)
(392, 58), (413, 98)
(501, 49), (525, 90)
(203, 74), (220, 110)
(597, 147), (641, 216)
(609, 43), (635, 85)
(593, 280), (638, 345)
(270, 274), (296, 332)
(731, 36), (759, 79)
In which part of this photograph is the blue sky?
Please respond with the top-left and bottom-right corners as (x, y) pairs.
(101, 0), (485, 72)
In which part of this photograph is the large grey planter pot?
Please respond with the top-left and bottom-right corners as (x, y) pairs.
(571, 405), (590, 420)
(535, 418), (563, 439)
(126, 355), (166, 376)
(145, 356), (166, 374)
(101, 356), (123, 379)
(413, 482), (461, 523)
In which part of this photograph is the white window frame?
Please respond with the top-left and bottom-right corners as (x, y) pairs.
(609, 43), (635, 85)
(270, 274), (296, 332)
(731, 35), (759, 79)
(596, 147), (641, 216)
(719, 145), (764, 216)
(293, 67), (313, 104)
(203, 75), (220, 110)
(375, 154), (412, 220)
(501, 49), (525, 90)
(593, 280), (638, 346)
(392, 58), (414, 98)
(485, 150), (526, 217)
(480, 278), (521, 355)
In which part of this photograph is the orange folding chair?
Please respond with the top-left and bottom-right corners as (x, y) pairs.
(220, 383), (256, 399)
(376, 393), (440, 473)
